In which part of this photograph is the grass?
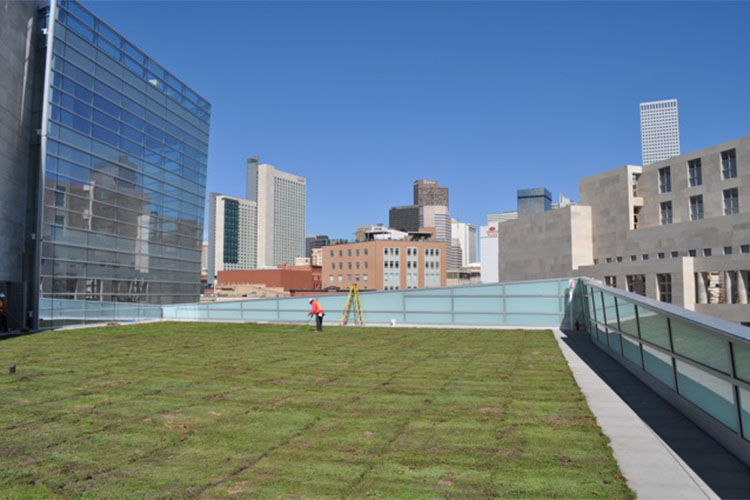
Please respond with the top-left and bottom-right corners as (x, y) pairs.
(0, 322), (633, 499)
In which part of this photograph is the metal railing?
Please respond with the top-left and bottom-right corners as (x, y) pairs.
(581, 277), (750, 466)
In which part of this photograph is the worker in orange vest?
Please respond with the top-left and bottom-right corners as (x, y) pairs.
(0, 293), (7, 333)
(308, 298), (325, 332)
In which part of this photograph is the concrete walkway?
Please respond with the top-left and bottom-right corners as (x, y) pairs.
(554, 329), (742, 499)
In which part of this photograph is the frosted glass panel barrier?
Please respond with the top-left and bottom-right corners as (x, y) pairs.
(676, 360), (737, 431)
(583, 278), (750, 450)
(671, 318), (731, 374)
(162, 278), (577, 327)
(602, 292), (618, 330)
(40, 298), (162, 323)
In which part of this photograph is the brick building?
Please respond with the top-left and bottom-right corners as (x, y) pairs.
(322, 240), (446, 291)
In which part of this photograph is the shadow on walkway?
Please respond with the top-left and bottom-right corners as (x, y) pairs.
(560, 329), (750, 499)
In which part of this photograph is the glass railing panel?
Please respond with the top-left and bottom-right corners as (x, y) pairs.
(607, 330), (622, 355)
(240, 300), (278, 311)
(587, 287), (597, 322)
(364, 312), (406, 324)
(404, 296), (452, 313)
(622, 336), (642, 368)
(503, 313), (559, 326)
(404, 312), (452, 324)
(596, 324), (607, 345)
(602, 292), (618, 329)
(593, 290), (605, 325)
(452, 313), (504, 325)
(670, 318), (731, 374)
(452, 284), (502, 296)
(240, 310), (278, 322)
(675, 359), (737, 431)
(453, 297), (500, 313)
(503, 280), (559, 296)
(740, 387), (750, 441)
(733, 342), (750, 384)
(643, 344), (675, 390)
(617, 300), (639, 338)
(637, 307), (670, 349)
(505, 296), (559, 314)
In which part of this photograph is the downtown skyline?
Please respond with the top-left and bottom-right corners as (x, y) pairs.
(83, 1), (750, 240)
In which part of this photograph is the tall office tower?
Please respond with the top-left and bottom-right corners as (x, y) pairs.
(0, 1), (40, 328)
(246, 158), (306, 267)
(208, 194), (258, 284)
(3, 0), (211, 327)
(414, 179), (449, 208)
(389, 204), (420, 232)
(420, 205), (461, 268)
(451, 218), (478, 266)
(306, 234), (330, 258)
(640, 99), (680, 165)
(517, 188), (551, 216)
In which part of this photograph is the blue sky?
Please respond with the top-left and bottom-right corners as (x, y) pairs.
(85, 1), (750, 241)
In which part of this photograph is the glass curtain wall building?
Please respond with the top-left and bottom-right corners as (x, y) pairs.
(34, 0), (210, 325)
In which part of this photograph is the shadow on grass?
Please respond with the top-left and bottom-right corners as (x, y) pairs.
(560, 329), (750, 499)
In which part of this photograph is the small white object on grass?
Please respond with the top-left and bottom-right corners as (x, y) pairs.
(390, 319), (396, 326)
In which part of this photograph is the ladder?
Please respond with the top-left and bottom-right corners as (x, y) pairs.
(339, 284), (365, 326)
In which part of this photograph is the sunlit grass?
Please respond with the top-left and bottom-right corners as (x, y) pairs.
(1, 322), (632, 498)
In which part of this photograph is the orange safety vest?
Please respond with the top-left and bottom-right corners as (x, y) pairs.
(310, 300), (324, 315)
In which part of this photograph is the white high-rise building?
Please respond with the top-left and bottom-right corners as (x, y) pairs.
(451, 218), (478, 266)
(207, 193), (258, 284)
(640, 99), (680, 166)
(246, 157), (307, 267)
(421, 205), (461, 269)
(481, 211), (517, 283)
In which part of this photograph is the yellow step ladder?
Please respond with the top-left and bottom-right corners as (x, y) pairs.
(339, 284), (364, 326)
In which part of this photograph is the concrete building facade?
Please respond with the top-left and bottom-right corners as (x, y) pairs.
(207, 193), (257, 284)
(322, 240), (446, 291)
(496, 137), (750, 325)
(246, 158), (306, 267)
(640, 99), (680, 166)
(498, 205), (593, 282)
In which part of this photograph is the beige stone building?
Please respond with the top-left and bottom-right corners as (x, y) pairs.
(322, 240), (446, 291)
(498, 136), (750, 325)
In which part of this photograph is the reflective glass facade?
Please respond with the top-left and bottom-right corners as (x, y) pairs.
(39, 0), (210, 315)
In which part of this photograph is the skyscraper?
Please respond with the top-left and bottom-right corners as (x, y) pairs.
(2, 0), (211, 327)
(640, 99), (680, 166)
(517, 188), (551, 216)
(306, 234), (330, 258)
(414, 179), (449, 207)
(208, 194), (258, 284)
(0, 1), (39, 329)
(389, 205), (420, 232)
(451, 218), (478, 266)
(246, 158), (306, 267)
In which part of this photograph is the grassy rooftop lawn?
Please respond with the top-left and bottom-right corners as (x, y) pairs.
(1, 322), (632, 499)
